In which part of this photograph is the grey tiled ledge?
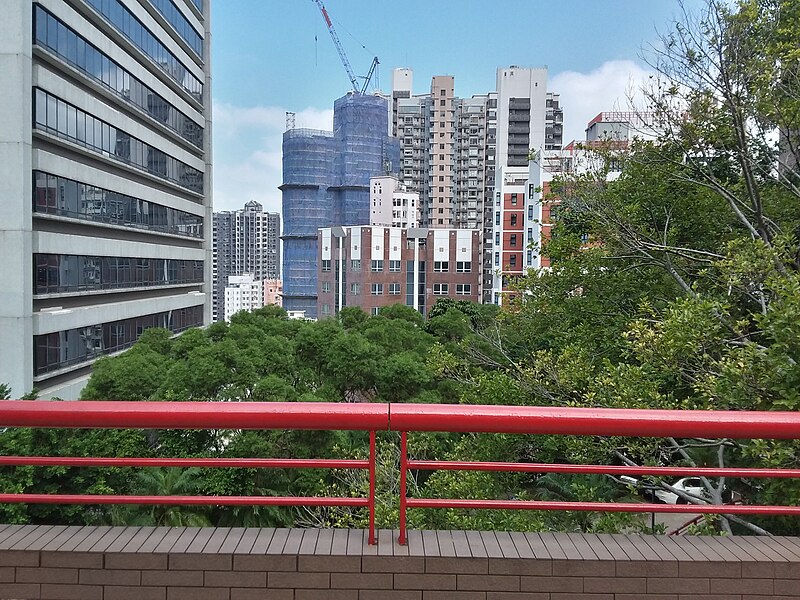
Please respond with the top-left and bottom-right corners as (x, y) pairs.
(0, 525), (798, 599)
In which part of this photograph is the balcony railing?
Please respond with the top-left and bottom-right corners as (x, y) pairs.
(1, 401), (800, 546)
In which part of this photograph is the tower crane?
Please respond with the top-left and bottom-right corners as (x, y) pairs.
(311, 0), (379, 95)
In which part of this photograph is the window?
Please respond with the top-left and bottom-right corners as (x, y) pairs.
(511, 193), (518, 205)
(389, 283), (401, 295)
(495, 212), (500, 225)
(371, 307), (380, 316)
(510, 214), (518, 226)
(433, 283), (449, 295)
(456, 261), (471, 273)
(527, 228), (533, 240)
(509, 255), (517, 267)
(321, 259), (331, 272)
(389, 260), (401, 272)
(528, 205), (534, 219)
(371, 259), (384, 272)
(350, 282), (360, 295)
(321, 304), (330, 315)
(495, 232), (500, 245)
(494, 252), (500, 266)
(371, 283), (383, 295)
(440, 89), (446, 96)
(434, 261), (449, 272)
(351, 259), (361, 272)
(440, 99), (445, 106)
(510, 234), (517, 247)
(456, 284), (471, 295)
(321, 281), (331, 293)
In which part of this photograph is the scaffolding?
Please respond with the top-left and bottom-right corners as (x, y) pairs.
(281, 94), (399, 317)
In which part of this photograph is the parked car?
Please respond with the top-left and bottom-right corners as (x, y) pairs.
(653, 477), (709, 504)
(619, 475), (714, 504)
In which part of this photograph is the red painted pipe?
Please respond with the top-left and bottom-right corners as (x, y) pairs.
(390, 404), (800, 439)
(0, 494), (369, 507)
(0, 457), (368, 469)
(406, 498), (800, 515)
(0, 401), (389, 431)
(406, 460), (800, 478)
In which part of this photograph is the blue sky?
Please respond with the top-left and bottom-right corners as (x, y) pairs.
(211, 1), (698, 213)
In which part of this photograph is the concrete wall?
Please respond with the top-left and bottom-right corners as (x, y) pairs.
(0, 0), (34, 398)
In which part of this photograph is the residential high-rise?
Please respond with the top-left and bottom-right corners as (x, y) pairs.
(223, 275), (263, 321)
(0, 0), (212, 399)
(491, 66), (549, 304)
(212, 201), (280, 321)
(391, 67), (556, 305)
(281, 92), (400, 319)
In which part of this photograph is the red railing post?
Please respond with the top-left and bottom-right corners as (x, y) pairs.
(368, 430), (376, 545)
(398, 431), (408, 545)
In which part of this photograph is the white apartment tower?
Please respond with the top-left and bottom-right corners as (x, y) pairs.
(0, 0), (212, 399)
(370, 176), (419, 228)
(223, 275), (263, 321)
(491, 66), (549, 304)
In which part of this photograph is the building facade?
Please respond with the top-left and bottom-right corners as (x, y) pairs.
(317, 226), (480, 318)
(490, 66), (552, 304)
(223, 274), (262, 321)
(263, 278), (282, 307)
(281, 92), (400, 319)
(212, 200), (280, 321)
(369, 176), (419, 228)
(0, 0), (212, 399)
(391, 68), (559, 305)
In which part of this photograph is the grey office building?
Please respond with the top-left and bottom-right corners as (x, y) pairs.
(0, 0), (212, 399)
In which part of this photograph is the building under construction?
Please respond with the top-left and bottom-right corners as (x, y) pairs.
(281, 92), (400, 318)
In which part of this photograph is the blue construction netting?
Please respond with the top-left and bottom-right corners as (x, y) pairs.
(282, 93), (399, 318)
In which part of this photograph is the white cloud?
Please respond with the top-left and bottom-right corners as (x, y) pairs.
(212, 102), (333, 213)
(550, 60), (654, 144)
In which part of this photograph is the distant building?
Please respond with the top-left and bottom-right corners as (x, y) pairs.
(224, 275), (263, 321)
(263, 279), (283, 307)
(370, 176), (419, 228)
(281, 93), (400, 319)
(491, 67), (551, 304)
(0, 0), (212, 399)
(317, 226), (480, 318)
(536, 111), (659, 270)
(391, 67), (560, 304)
(213, 201), (280, 321)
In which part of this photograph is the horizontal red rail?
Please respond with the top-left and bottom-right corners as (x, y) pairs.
(406, 498), (800, 515)
(4, 401), (800, 440)
(0, 401), (388, 431)
(406, 460), (800, 478)
(0, 494), (368, 507)
(0, 457), (368, 469)
(390, 404), (800, 439)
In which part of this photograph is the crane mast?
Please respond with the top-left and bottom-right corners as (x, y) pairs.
(311, 0), (378, 94)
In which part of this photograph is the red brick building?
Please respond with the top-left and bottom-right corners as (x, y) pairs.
(317, 226), (481, 318)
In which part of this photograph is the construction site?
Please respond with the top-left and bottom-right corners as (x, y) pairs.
(281, 1), (399, 318)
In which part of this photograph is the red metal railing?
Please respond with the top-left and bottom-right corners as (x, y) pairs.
(0, 401), (383, 544)
(2, 401), (800, 546)
(392, 404), (800, 544)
